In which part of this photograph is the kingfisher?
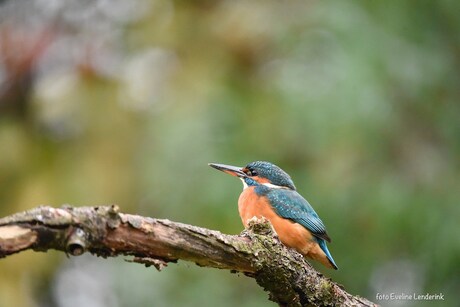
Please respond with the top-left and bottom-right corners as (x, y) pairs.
(209, 161), (338, 270)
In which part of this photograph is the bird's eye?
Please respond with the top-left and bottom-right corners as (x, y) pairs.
(245, 168), (257, 176)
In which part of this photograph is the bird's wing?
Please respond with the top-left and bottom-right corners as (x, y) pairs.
(266, 189), (331, 242)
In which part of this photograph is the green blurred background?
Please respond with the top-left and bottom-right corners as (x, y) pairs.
(1, 0), (459, 306)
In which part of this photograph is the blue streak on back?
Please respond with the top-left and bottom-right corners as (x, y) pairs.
(255, 187), (331, 242)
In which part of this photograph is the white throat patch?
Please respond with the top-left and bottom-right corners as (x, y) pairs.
(240, 178), (248, 190)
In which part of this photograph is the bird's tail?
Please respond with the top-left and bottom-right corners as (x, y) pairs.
(318, 239), (338, 270)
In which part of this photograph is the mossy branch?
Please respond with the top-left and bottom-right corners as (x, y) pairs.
(0, 205), (376, 307)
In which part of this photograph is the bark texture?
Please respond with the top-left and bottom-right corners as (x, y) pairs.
(0, 205), (377, 307)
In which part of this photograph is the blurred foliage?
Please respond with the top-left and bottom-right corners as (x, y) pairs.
(1, 0), (460, 306)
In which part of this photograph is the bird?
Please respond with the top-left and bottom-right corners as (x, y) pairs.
(209, 161), (338, 270)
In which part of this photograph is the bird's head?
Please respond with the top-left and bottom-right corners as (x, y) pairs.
(209, 161), (296, 190)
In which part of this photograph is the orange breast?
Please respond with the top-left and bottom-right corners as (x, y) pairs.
(238, 188), (336, 269)
(238, 188), (317, 255)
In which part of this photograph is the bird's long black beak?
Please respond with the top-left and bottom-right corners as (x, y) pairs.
(208, 163), (247, 178)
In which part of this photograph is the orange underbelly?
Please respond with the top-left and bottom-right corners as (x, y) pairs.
(238, 188), (316, 255)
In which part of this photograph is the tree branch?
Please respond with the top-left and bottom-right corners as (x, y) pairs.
(0, 205), (376, 307)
